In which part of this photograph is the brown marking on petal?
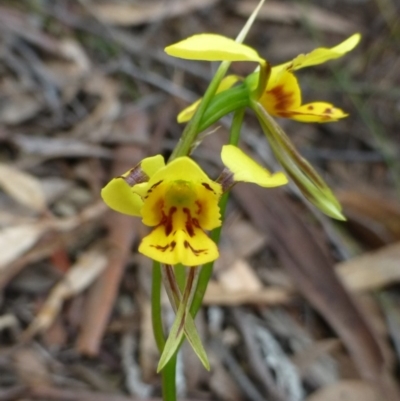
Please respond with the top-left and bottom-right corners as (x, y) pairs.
(268, 85), (295, 113)
(151, 243), (169, 252)
(192, 218), (200, 228)
(201, 182), (216, 194)
(150, 240), (176, 253)
(144, 180), (163, 199)
(183, 240), (207, 256)
(307, 105), (314, 111)
(183, 207), (195, 237)
(275, 110), (296, 118)
(195, 200), (202, 215)
(164, 206), (176, 236)
(324, 107), (332, 114)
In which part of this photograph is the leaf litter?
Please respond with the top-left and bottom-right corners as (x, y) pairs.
(0, 1), (399, 401)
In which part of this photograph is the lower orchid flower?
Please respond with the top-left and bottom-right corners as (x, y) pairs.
(101, 145), (287, 267)
(101, 146), (287, 370)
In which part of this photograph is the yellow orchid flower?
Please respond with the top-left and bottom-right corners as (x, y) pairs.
(101, 147), (287, 266)
(168, 33), (361, 123)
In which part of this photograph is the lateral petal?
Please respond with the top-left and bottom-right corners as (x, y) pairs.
(101, 178), (143, 216)
(275, 33), (361, 73)
(221, 145), (288, 188)
(284, 102), (348, 122)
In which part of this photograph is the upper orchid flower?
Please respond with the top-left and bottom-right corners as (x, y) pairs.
(101, 146), (287, 266)
(167, 33), (360, 123)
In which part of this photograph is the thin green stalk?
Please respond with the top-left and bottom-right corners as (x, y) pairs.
(190, 109), (245, 316)
(152, 261), (176, 401)
(161, 357), (177, 401)
(170, 62), (231, 160)
(152, 261), (166, 352)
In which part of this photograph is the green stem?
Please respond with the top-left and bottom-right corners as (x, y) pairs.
(152, 261), (166, 352)
(197, 84), (249, 132)
(161, 357), (177, 401)
(190, 108), (244, 316)
(152, 261), (176, 401)
(170, 61), (232, 160)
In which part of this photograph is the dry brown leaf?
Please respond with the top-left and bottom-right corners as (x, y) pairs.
(91, 0), (219, 26)
(12, 348), (52, 387)
(338, 190), (400, 247)
(235, 1), (359, 34)
(337, 242), (400, 292)
(306, 380), (380, 401)
(24, 248), (108, 337)
(0, 92), (42, 125)
(204, 280), (291, 306)
(208, 355), (242, 401)
(223, 218), (268, 259)
(71, 74), (120, 139)
(0, 163), (47, 213)
(218, 260), (263, 292)
(58, 39), (91, 74)
(231, 183), (387, 389)
(0, 223), (47, 270)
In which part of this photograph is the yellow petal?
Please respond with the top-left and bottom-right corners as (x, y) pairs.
(148, 157), (221, 188)
(141, 154), (165, 177)
(194, 180), (222, 231)
(139, 223), (219, 266)
(177, 98), (202, 124)
(221, 145), (288, 187)
(260, 71), (301, 117)
(101, 178), (143, 216)
(284, 102), (348, 122)
(276, 33), (361, 73)
(137, 157), (222, 228)
(177, 74), (243, 123)
(165, 34), (264, 62)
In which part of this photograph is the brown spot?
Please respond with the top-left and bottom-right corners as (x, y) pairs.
(268, 85), (294, 113)
(307, 105), (314, 111)
(324, 107), (332, 114)
(201, 182), (216, 194)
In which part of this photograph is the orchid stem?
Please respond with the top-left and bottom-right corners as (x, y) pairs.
(190, 108), (244, 316)
(152, 261), (176, 401)
(152, 261), (165, 351)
